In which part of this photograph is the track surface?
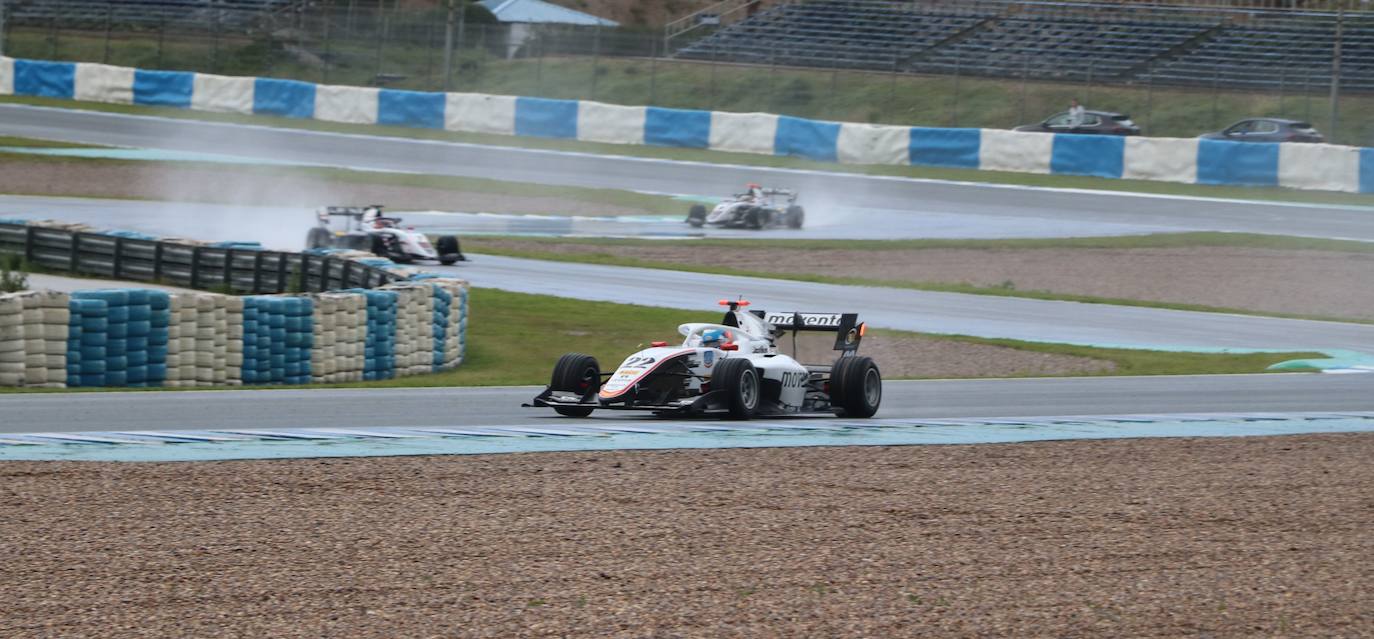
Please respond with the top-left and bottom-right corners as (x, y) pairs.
(4, 374), (1371, 434)
(0, 195), (1177, 242)
(3, 104), (1373, 241)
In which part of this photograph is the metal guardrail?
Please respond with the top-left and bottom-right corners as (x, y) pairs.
(0, 223), (401, 293)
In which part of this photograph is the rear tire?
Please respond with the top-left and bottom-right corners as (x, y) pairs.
(686, 204), (706, 227)
(786, 205), (805, 229)
(550, 353), (600, 417)
(830, 356), (881, 418)
(713, 357), (759, 419)
(306, 227), (331, 249)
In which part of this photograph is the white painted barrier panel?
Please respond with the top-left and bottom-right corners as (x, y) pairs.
(445, 92), (516, 135)
(1122, 137), (1198, 184)
(709, 112), (779, 155)
(0, 57), (14, 96)
(577, 101), (646, 145)
(192, 73), (255, 115)
(1279, 143), (1361, 193)
(837, 123), (909, 166)
(979, 129), (1054, 174)
(315, 84), (380, 125)
(74, 63), (135, 104)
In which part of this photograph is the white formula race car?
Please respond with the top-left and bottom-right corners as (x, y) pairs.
(526, 299), (881, 419)
(306, 205), (465, 265)
(685, 184), (805, 230)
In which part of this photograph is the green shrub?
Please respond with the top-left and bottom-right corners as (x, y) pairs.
(0, 253), (28, 293)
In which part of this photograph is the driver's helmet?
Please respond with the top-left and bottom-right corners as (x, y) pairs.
(701, 328), (727, 348)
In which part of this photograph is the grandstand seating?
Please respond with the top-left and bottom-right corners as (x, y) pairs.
(673, 0), (1373, 92)
(677, 1), (995, 70)
(1135, 17), (1374, 92)
(5, 0), (300, 28)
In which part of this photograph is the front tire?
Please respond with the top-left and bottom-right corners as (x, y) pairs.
(830, 355), (881, 418)
(686, 204), (706, 227)
(371, 234), (412, 264)
(742, 207), (763, 230)
(550, 353), (600, 417)
(436, 235), (464, 265)
(786, 205), (805, 229)
(713, 357), (759, 419)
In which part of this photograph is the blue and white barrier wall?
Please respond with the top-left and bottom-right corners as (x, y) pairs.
(2, 56), (1371, 193)
(0, 279), (468, 388)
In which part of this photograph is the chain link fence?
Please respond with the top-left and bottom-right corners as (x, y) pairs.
(1, 0), (1371, 144)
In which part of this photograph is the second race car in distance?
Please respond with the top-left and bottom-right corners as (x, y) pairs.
(526, 298), (881, 419)
(306, 205), (466, 265)
(685, 184), (805, 230)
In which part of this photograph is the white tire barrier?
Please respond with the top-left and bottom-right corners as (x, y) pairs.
(2, 279), (467, 388)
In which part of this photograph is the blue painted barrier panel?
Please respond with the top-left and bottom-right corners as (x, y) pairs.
(514, 97), (578, 139)
(1050, 134), (1125, 179)
(909, 127), (980, 169)
(133, 70), (194, 108)
(14, 59), (75, 99)
(1197, 139), (1279, 186)
(774, 116), (839, 162)
(1361, 148), (1374, 194)
(645, 107), (711, 149)
(378, 89), (445, 129)
(253, 78), (316, 119)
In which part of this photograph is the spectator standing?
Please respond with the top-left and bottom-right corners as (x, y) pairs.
(1068, 99), (1086, 128)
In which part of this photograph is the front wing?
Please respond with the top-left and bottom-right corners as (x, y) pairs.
(524, 386), (833, 417)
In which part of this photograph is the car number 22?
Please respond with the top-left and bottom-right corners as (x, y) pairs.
(623, 356), (656, 367)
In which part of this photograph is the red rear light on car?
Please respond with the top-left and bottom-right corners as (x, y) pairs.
(720, 344), (739, 351)
(651, 341), (667, 347)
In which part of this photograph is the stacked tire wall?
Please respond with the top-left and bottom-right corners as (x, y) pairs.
(0, 279), (468, 389)
(0, 291), (69, 388)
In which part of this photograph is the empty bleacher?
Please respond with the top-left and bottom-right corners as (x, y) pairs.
(673, 0), (1373, 92)
(677, 1), (996, 70)
(1135, 16), (1374, 92)
(5, 0), (300, 29)
(910, 7), (1218, 81)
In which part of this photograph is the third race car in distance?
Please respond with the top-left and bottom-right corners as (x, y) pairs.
(686, 184), (805, 230)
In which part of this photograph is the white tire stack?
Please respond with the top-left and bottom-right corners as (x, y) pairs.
(224, 296), (244, 386)
(338, 293), (366, 382)
(0, 294), (25, 387)
(22, 291), (71, 388)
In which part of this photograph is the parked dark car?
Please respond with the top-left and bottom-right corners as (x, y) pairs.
(1199, 118), (1325, 143)
(1013, 110), (1141, 135)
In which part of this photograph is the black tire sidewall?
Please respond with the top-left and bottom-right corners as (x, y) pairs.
(552, 353), (600, 401)
(716, 358), (757, 418)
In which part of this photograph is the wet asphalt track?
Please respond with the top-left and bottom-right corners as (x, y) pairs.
(2, 104), (1373, 242)
(3, 375), (1371, 434)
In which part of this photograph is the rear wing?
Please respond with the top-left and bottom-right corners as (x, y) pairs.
(753, 310), (865, 353)
(318, 205), (384, 219)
